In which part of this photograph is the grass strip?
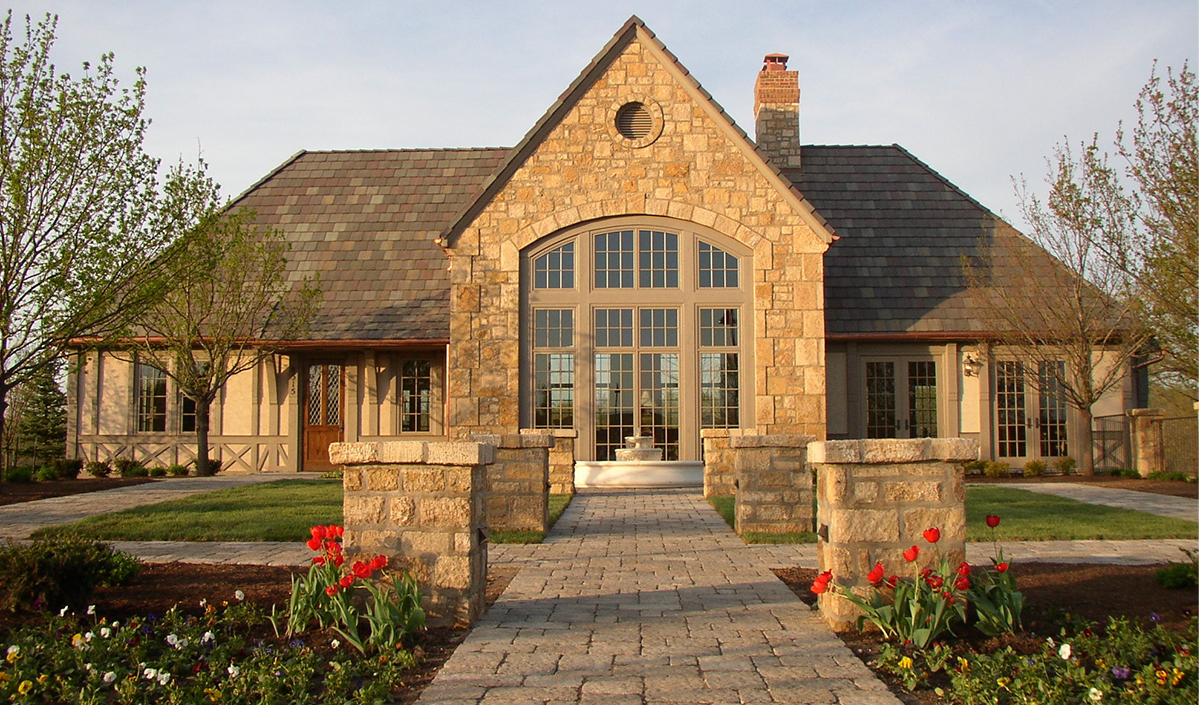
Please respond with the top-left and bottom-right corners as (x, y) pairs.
(490, 493), (573, 544)
(965, 486), (1199, 541)
(31, 479), (342, 542)
(707, 495), (816, 543)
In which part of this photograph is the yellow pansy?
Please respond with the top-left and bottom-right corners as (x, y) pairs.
(17, 680), (32, 695)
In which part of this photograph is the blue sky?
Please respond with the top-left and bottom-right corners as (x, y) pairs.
(4, 1), (1197, 229)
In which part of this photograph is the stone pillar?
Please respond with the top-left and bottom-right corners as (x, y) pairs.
(809, 438), (978, 632)
(731, 434), (815, 534)
(523, 428), (577, 495)
(331, 440), (493, 628)
(472, 433), (552, 532)
(701, 429), (736, 498)
(1128, 408), (1166, 477)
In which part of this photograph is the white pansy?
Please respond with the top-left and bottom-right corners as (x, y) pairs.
(201, 631), (215, 645)
(157, 672), (171, 686)
(1059, 643), (1072, 660)
(84, 632), (95, 642)
(87, 605), (96, 615)
(102, 672), (116, 684)
(331, 639), (340, 649)
(165, 634), (179, 647)
(227, 665), (240, 678)
(6, 645), (18, 655)
(59, 606), (69, 617)
(1089, 687), (1103, 702)
(143, 667), (157, 680)
(100, 628), (111, 639)
(234, 590), (245, 601)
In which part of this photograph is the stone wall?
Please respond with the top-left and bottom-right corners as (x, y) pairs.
(523, 428), (577, 494)
(1128, 408), (1165, 477)
(809, 438), (978, 632)
(732, 434), (814, 534)
(444, 26), (830, 441)
(701, 428), (738, 498)
(331, 441), (492, 628)
(472, 433), (552, 532)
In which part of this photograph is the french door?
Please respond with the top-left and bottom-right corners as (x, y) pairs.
(995, 360), (1069, 463)
(303, 364), (344, 472)
(864, 359), (940, 438)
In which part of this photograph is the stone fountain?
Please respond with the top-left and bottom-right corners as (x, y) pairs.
(574, 429), (701, 488)
(613, 433), (663, 462)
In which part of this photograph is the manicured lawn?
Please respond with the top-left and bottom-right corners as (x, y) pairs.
(965, 486), (1199, 541)
(710, 487), (1198, 543)
(31, 479), (342, 542)
(491, 493), (574, 544)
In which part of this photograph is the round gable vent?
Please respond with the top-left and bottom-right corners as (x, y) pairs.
(615, 102), (653, 139)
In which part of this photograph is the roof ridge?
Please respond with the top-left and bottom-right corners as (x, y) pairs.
(885, 143), (1007, 223)
(301, 147), (512, 155)
(228, 150), (307, 208)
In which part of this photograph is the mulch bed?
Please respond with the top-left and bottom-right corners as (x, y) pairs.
(775, 563), (1199, 704)
(0, 477), (158, 506)
(968, 474), (1198, 498)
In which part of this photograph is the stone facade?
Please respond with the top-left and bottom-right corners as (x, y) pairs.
(700, 429), (737, 498)
(523, 428), (577, 494)
(732, 433), (815, 535)
(471, 433), (552, 532)
(809, 438), (978, 631)
(332, 440), (492, 628)
(1128, 408), (1166, 477)
(444, 25), (830, 445)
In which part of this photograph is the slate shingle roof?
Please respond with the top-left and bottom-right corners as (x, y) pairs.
(232, 148), (509, 341)
(242, 142), (1056, 341)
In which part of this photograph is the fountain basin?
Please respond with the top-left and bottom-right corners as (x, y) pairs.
(574, 460), (703, 488)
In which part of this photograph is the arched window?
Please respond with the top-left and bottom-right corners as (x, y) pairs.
(523, 217), (752, 461)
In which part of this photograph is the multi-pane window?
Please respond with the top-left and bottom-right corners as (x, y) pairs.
(307, 364), (342, 427)
(534, 242), (575, 289)
(700, 354), (739, 428)
(400, 360), (432, 433)
(638, 230), (679, 288)
(135, 363), (167, 433)
(1038, 361), (1068, 457)
(865, 362), (896, 438)
(594, 309), (634, 347)
(640, 353), (680, 459)
(698, 241), (739, 288)
(534, 309), (574, 348)
(996, 361), (1027, 458)
(594, 230), (635, 288)
(908, 361), (938, 438)
(181, 396), (197, 433)
(639, 309), (678, 347)
(595, 353), (635, 460)
(699, 309), (738, 347)
(533, 308), (575, 429)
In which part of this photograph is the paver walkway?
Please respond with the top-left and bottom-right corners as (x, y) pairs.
(0, 473), (293, 540)
(992, 482), (1199, 522)
(418, 488), (897, 705)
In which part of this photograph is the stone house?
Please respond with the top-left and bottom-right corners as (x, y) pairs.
(67, 17), (1142, 478)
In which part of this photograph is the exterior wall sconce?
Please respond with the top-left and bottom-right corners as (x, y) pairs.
(963, 353), (983, 377)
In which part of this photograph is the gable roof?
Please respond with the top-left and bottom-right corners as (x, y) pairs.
(438, 16), (835, 248)
(785, 145), (1063, 337)
(232, 148), (508, 341)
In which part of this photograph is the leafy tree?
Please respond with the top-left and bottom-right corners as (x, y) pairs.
(121, 194), (320, 476)
(0, 12), (206, 473)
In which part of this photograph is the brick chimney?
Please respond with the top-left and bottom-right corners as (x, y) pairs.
(754, 53), (801, 169)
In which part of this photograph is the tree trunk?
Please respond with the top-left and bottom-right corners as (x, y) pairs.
(195, 396), (213, 476)
(1078, 406), (1095, 476)
(0, 389), (7, 479)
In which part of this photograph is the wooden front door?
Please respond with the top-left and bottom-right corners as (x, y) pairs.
(304, 364), (343, 472)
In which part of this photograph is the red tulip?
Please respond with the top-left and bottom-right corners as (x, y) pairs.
(886, 575), (899, 589)
(810, 570), (833, 594)
(310, 525), (327, 540)
(866, 562), (885, 586)
(333, 554), (344, 567)
(312, 556), (325, 566)
(324, 586), (339, 596)
(926, 575), (944, 590)
(954, 576), (970, 590)
(956, 562), (971, 577)
(985, 515), (1001, 528)
(923, 527), (941, 544)
(331, 525), (345, 538)
(943, 592), (954, 604)
(903, 546), (920, 562)
(306, 537), (322, 551)
(370, 555), (388, 571)
(996, 562), (1009, 573)
(352, 561), (372, 579)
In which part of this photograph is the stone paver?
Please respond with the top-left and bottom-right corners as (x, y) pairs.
(418, 488), (897, 705)
(0, 473), (297, 540)
(991, 482), (1199, 522)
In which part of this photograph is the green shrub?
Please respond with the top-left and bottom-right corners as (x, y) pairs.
(148, 466), (167, 477)
(166, 463), (189, 476)
(1155, 548), (1198, 589)
(1148, 471), (1192, 482)
(1023, 459), (1046, 477)
(111, 457), (148, 477)
(0, 535), (141, 612)
(984, 461), (1011, 478)
(963, 459), (989, 475)
(3, 465), (35, 483)
(33, 465), (58, 482)
(52, 458), (83, 479)
(84, 460), (111, 478)
(1052, 456), (1077, 475)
